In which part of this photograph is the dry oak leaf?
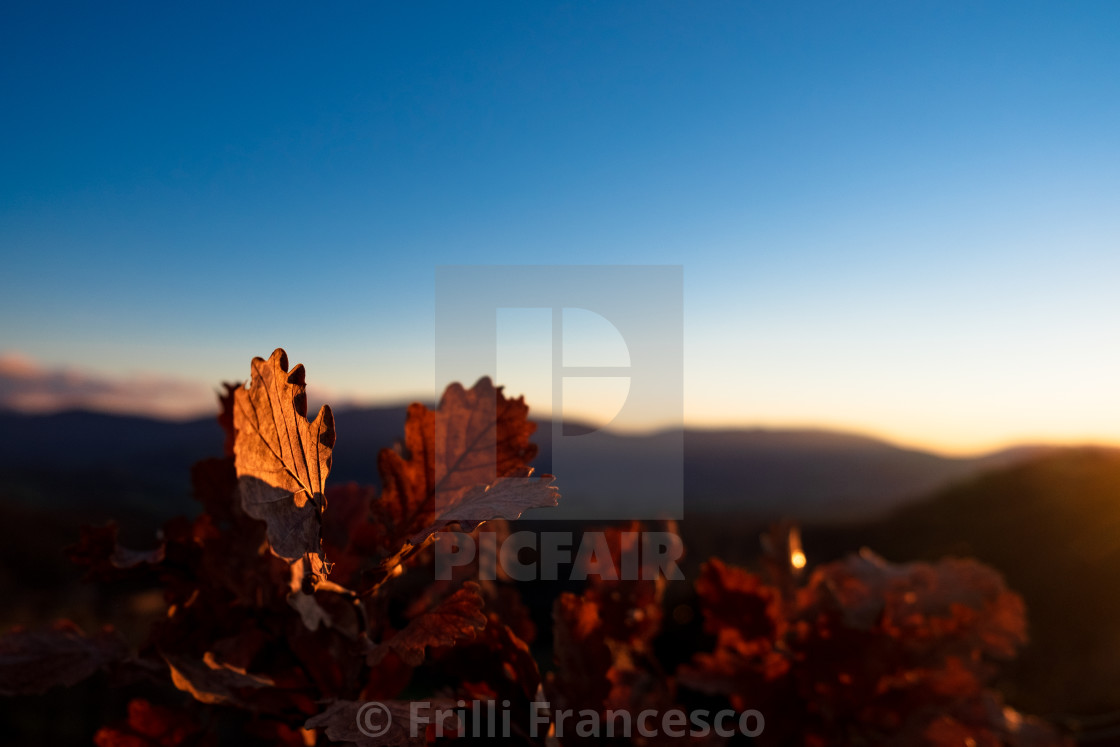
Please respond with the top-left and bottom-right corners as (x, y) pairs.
(357, 379), (556, 596)
(378, 378), (539, 536)
(546, 592), (613, 715)
(287, 552), (355, 632)
(440, 616), (542, 703)
(676, 559), (795, 698)
(68, 522), (166, 580)
(93, 698), (202, 747)
(307, 699), (459, 747)
(411, 469), (559, 546)
(368, 581), (487, 667)
(807, 549), (1028, 659)
(233, 348), (335, 562)
(434, 377), (539, 491)
(0, 621), (129, 696)
(165, 651), (275, 706)
(694, 557), (783, 642)
(578, 522), (668, 651)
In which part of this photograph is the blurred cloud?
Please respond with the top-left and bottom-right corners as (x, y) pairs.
(0, 351), (219, 419)
(0, 351), (376, 420)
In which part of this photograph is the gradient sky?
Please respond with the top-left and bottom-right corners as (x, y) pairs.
(3, 2), (1120, 454)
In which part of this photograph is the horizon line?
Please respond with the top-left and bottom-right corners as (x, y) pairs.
(4, 400), (1119, 461)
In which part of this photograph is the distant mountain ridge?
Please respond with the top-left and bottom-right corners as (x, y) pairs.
(679, 427), (1056, 521)
(0, 405), (1061, 522)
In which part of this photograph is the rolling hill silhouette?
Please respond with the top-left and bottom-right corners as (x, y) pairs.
(0, 406), (1048, 521)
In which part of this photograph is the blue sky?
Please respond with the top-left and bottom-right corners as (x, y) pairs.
(3, 2), (1120, 452)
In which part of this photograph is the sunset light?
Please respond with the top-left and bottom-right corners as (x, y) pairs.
(3, 4), (1119, 744)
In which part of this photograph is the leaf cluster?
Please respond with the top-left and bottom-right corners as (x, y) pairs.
(0, 350), (1070, 746)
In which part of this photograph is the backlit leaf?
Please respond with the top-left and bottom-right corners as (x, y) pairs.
(233, 348), (335, 562)
(368, 582), (487, 666)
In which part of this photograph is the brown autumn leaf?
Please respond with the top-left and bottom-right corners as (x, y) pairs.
(441, 616), (542, 702)
(288, 558), (334, 632)
(578, 522), (669, 651)
(601, 650), (690, 747)
(164, 651), (275, 706)
(68, 522), (165, 580)
(434, 377), (538, 491)
(362, 378), (556, 591)
(93, 698), (202, 747)
(286, 552), (356, 632)
(306, 699), (459, 747)
(217, 380), (239, 459)
(233, 348), (335, 562)
(676, 558), (793, 712)
(546, 592), (613, 715)
(805, 549), (1028, 659)
(411, 469), (559, 546)
(381, 377), (538, 531)
(0, 621), (130, 696)
(694, 557), (783, 642)
(375, 402), (435, 539)
(367, 582), (487, 666)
